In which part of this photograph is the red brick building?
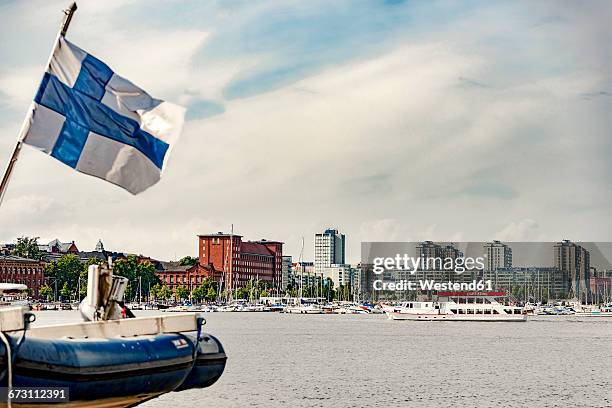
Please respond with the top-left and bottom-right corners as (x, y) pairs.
(198, 233), (283, 291)
(0, 255), (46, 298)
(155, 261), (222, 291)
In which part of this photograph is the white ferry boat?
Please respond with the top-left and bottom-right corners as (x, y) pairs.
(383, 291), (526, 322)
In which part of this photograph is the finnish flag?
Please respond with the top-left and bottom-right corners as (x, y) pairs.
(19, 37), (185, 194)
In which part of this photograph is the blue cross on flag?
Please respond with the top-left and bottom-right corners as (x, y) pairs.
(19, 37), (185, 194)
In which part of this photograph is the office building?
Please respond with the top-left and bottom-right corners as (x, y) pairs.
(314, 228), (345, 274)
(484, 241), (513, 271)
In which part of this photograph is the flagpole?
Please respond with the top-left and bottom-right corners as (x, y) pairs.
(0, 2), (78, 207)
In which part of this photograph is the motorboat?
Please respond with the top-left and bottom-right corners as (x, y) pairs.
(285, 302), (325, 314)
(0, 263), (227, 407)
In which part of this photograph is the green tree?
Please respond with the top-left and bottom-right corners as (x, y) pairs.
(175, 285), (189, 301)
(45, 254), (85, 297)
(192, 285), (206, 303)
(199, 277), (217, 301)
(206, 287), (217, 302)
(39, 284), (53, 301)
(12, 236), (42, 260)
(113, 255), (160, 301)
(157, 285), (172, 301)
(59, 281), (72, 300)
(150, 283), (162, 300)
(236, 286), (249, 300)
(179, 256), (198, 266)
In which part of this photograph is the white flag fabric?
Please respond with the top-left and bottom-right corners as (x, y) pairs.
(19, 37), (185, 194)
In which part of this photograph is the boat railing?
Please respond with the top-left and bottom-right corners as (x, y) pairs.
(23, 312), (202, 340)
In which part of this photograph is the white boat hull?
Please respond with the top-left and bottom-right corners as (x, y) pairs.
(573, 312), (612, 317)
(386, 311), (527, 322)
(286, 307), (324, 314)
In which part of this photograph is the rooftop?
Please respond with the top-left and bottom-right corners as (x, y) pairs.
(198, 232), (243, 238)
(241, 242), (275, 256)
(0, 255), (41, 263)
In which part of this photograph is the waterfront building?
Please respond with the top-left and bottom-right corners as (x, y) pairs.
(39, 239), (79, 260)
(0, 255), (46, 298)
(314, 228), (345, 274)
(484, 241), (513, 271)
(291, 261), (316, 287)
(484, 267), (565, 301)
(198, 233), (283, 291)
(323, 263), (355, 289)
(554, 240), (591, 301)
(155, 261), (220, 293)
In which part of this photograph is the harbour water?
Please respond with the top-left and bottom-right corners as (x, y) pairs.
(32, 311), (611, 408)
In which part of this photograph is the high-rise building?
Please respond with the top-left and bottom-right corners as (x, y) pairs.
(198, 233), (283, 291)
(416, 241), (463, 270)
(484, 241), (513, 271)
(314, 229), (345, 274)
(416, 241), (441, 262)
(281, 256), (292, 291)
(554, 240), (590, 301)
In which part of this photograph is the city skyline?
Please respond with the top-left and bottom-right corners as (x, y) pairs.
(0, 1), (610, 262)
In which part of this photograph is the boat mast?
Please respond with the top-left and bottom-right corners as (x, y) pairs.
(298, 237), (304, 303)
(226, 224), (233, 302)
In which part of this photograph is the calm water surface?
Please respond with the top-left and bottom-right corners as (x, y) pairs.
(32, 311), (611, 408)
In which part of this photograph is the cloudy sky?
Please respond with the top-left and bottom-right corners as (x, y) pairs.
(0, 0), (610, 263)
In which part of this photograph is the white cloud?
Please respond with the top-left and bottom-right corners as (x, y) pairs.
(0, 1), (610, 263)
(495, 219), (543, 242)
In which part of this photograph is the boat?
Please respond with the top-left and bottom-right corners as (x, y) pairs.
(360, 303), (383, 314)
(163, 305), (190, 313)
(244, 304), (271, 312)
(0, 263), (227, 407)
(217, 300), (248, 312)
(384, 291), (527, 322)
(126, 302), (144, 310)
(574, 305), (612, 317)
(536, 304), (575, 315)
(286, 304), (325, 314)
(348, 304), (369, 314)
(0, 283), (29, 309)
(267, 304), (285, 312)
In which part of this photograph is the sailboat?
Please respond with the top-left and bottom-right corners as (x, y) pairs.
(285, 238), (324, 315)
